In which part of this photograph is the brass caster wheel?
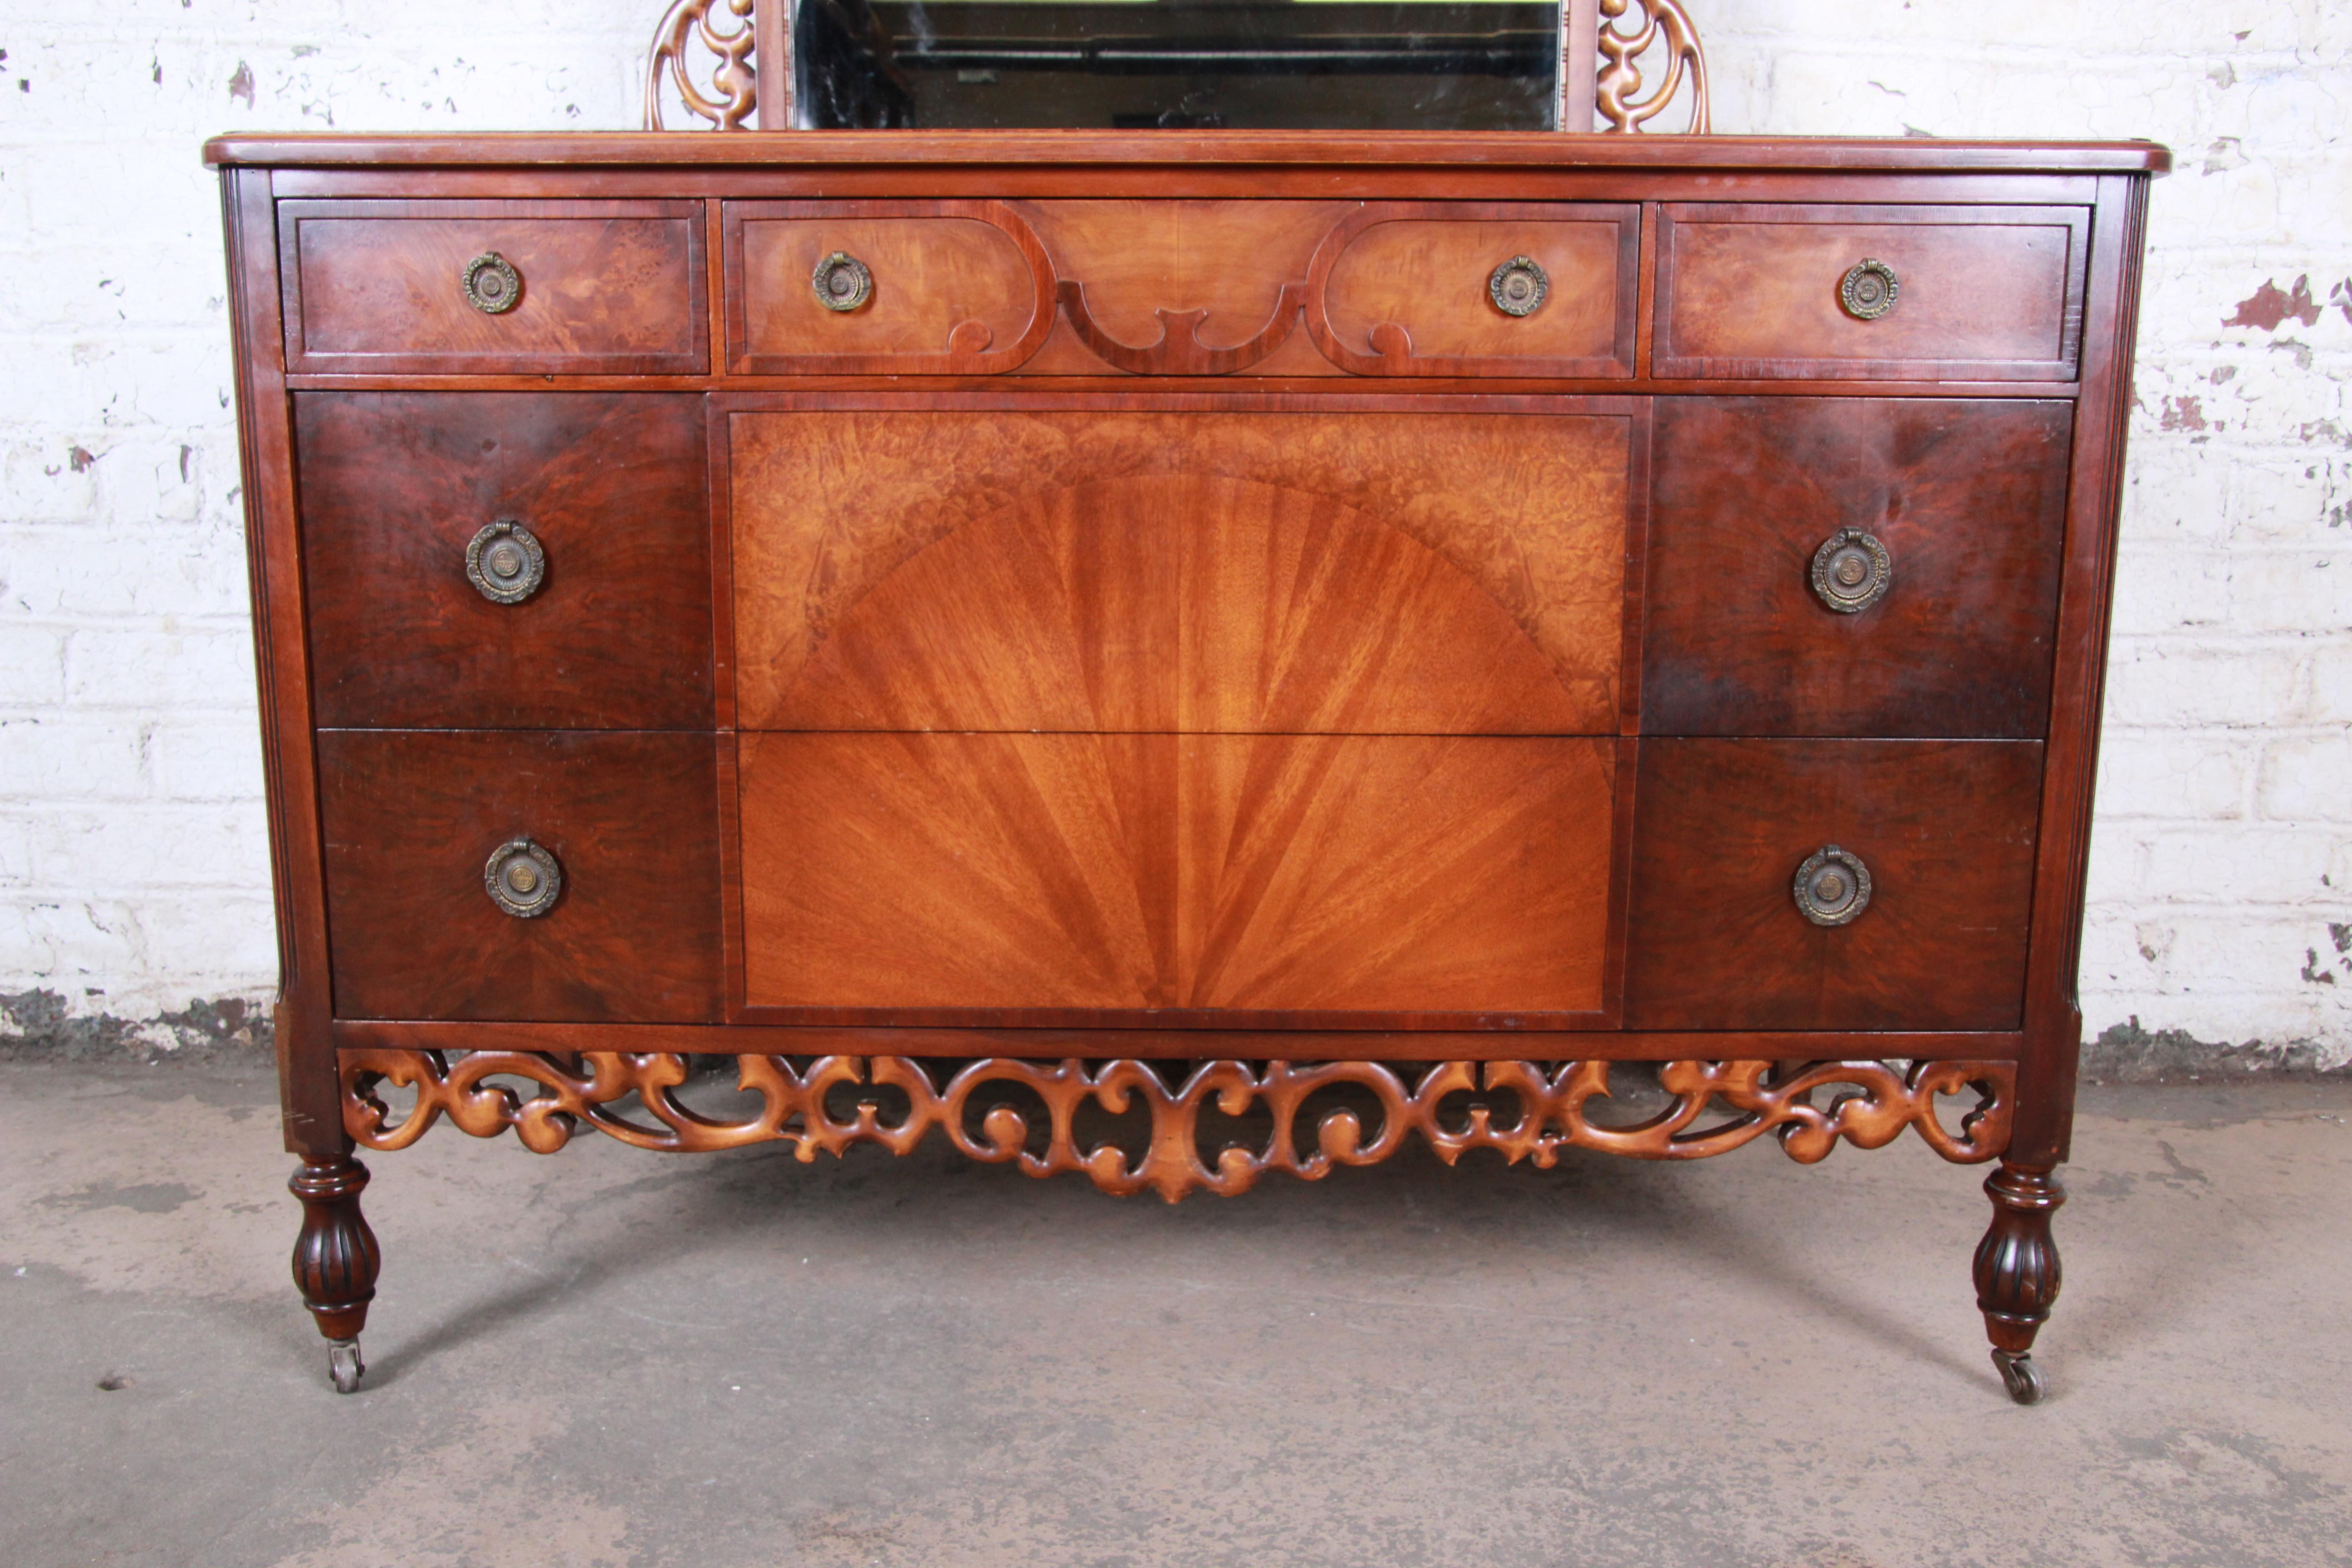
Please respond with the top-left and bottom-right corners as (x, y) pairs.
(328, 1337), (365, 1395)
(1992, 1348), (2045, 1405)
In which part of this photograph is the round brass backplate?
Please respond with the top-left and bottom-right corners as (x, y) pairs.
(1839, 258), (1899, 320)
(461, 252), (522, 314)
(484, 838), (562, 919)
(811, 251), (873, 312)
(464, 520), (546, 605)
(1793, 845), (1872, 927)
(1488, 255), (1549, 318)
(1809, 527), (1892, 614)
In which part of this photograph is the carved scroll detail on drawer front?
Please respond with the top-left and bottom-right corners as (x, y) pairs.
(723, 200), (1639, 377)
(726, 200), (1059, 375)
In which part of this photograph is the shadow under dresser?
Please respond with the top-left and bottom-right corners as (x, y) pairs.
(204, 130), (2167, 1402)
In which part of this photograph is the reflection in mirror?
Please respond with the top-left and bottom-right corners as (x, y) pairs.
(793, 0), (1565, 130)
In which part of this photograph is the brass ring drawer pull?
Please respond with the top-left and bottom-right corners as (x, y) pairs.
(465, 521), (545, 605)
(812, 251), (873, 312)
(1794, 845), (1872, 926)
(1488, 255), (1548, 317)
(461, 252), (522, 314)
(485, 838), (562, 919)
(1839, 258), (1899, 320)
(1810, 527), (1891, 613)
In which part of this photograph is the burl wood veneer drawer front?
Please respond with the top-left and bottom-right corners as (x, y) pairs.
(279, 200), (707, 374)
(737, 732), (1617, 1019)
(724, 201), (1637, 377)
(318, 730), (722, 1022)
(1643, 397), (2073, 738)
(1653, 205), (2090, 381)
(729, 406), (1630, 732)
(296, 392), (714, 730)
(1625, 739), (2042, 1030)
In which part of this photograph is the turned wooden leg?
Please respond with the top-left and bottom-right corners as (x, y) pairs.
(289, 1155), (381, 1394)
(1974, 1161), (2064, 1405)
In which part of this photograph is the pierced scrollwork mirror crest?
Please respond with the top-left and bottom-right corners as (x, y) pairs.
(643, 0), (758, 131)
(641, 0), (1709, 134)
(1596, 0), (1710, 133)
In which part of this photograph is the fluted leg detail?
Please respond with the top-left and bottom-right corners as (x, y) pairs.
(1973, 1161), (2063, 1404)
(289, 1155), (380, 1392)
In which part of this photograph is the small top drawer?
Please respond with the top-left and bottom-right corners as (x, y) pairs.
(279, 200), (707, 374)
(1653, 204), (2089, 381)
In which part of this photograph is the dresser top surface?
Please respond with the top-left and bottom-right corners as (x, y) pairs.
(202, 130), (2172, 176)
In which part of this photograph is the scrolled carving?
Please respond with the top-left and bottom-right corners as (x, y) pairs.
(343, 1051), (2015, 1200)
(1597, 0), (1710, 134)
(1055, 279), (1309, 377)
(643, 0), (757, 131)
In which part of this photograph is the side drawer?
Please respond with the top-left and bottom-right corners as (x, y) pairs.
(318, 730), (723, 1022)
(297, 392), (714, 730)
(1642, 397), (2073, 738)
(1653, 204), (2089, 381)
(279, 200), (707, 374)
(1625, 739), (2042, 1030)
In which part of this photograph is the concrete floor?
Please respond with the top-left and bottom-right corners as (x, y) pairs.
(1, 1060), (2347, 1568)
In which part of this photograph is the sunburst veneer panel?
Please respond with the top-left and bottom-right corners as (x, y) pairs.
(739, 732), (1615, 1013)
(729, 409), (1630, 733)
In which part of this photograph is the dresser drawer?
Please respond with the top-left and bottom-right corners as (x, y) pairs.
(1643, 397), (2073, 738)
(279, 200), (707, 374)
(1653, 205), (2089, 380)
(728, 403), (1632, 734)
(297, 392), (714, 730)
(726, 201), (1055, 375)
(723, 199), (1637, 377)
(318, 730), (723, 1022)
(1310, 202), (1640, 376)
(1624, 739), (2041, 1030)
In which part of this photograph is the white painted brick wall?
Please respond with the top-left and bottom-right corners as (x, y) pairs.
(1, 0), (2345, 1065)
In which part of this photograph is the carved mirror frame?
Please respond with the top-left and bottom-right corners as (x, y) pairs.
(646, 0), (1707, 134)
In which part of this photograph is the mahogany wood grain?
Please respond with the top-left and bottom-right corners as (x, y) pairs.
(726, 200), (1058, 374)
(317, 730), (722, 1022)
(1016, 198), (1354, 376)
(1625, 739), (2043, 1030)
(204, 132), (2173, 176)
(334, 1019), (2025, 1063)
(1643, 397), (2074, 738)
(737, 732), (1617, 1016)
(297, 392), (713, 730)
(279, 199), (707, 374)
(1653, 204), (2090, 381)
(727, 404), (1632, 732)
(1313, 203), (1638, 375)
(2013, 172), (2155, 1167)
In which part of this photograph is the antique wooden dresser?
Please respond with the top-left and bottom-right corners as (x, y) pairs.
(206, 125), (2165, 1401)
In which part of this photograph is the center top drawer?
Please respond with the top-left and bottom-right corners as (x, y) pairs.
(723, 199), (1640, 378)
(279, 199), (709, 375)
